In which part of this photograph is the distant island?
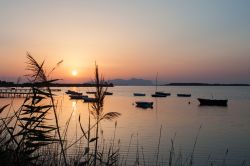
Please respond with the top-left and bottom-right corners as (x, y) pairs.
(108, 78), (153, 86)
(163, 83), (250, 86)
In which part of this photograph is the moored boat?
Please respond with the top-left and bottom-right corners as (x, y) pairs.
(66, 90), (82, 95)
(156, 91), (171, 96)
(83, 97), (97, 103)
(151, 93), (167, 97)
(69, 95), (88, 100)
(151, 92), (170, 97)
(104, 92), (113, 95)
(86, 91), (113, 95)
(134, 93), (146, 96)
(86, 91), (96, 94)
(151, 73), (170, 98)
(177, 94), (191, 97)
(198, 98), (228, 106)
(135, 101), (153, 109)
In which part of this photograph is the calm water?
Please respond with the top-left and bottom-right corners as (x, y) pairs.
(1, 86), (250, 165)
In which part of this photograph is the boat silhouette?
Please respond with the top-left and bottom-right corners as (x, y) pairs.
(198, 98), (228, 106)
(177, 94), (191, 97)
(135, 101), (153, 109)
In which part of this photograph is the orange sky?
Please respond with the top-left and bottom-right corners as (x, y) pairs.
(0, 1), (250, 83)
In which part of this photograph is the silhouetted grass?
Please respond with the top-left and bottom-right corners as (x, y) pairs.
(0, 54), (121, 165)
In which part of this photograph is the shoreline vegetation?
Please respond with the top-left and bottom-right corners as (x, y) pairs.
(164, 83), (250, 86)
(0, 81), (114, 87)
(0, 55), (122, 165)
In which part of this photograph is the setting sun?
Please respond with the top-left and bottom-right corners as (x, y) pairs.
(72, 70), (78, 76)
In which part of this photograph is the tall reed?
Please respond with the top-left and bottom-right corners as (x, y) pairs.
(90, 63), (121, 166)
(0, 53), (65, 165)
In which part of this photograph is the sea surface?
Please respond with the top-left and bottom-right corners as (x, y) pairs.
(1, 86), (250, 165)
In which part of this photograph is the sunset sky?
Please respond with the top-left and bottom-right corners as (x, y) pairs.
(0, 0), (250, 83)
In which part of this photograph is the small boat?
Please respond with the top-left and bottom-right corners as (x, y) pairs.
(177, 94), (191, 97)
(69, 95), (88, 100)
(66, 90), (82, 95)
(135, 101), (153, 109)
(151, 73), (169, 98)
(198, 98), (228, 106)
(151, 92), (170, 97)
(156, 92), (171, 96)
(51, 89), (61, 92)
(104, 92), (113, 95)
(83, 97), (97, 103)
(151, 93), (167, 97)
(86, 91), (113, 95)
(133, 93), (146, 96)
(86, 91), (96, 94)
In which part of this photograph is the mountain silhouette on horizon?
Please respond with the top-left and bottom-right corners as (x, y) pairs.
(108, 78), (153, 86)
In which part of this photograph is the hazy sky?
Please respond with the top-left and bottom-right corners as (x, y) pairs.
(0, 0), (250, 83)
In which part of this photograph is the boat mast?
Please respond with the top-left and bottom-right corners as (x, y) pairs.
(155, 72), (158, 92)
